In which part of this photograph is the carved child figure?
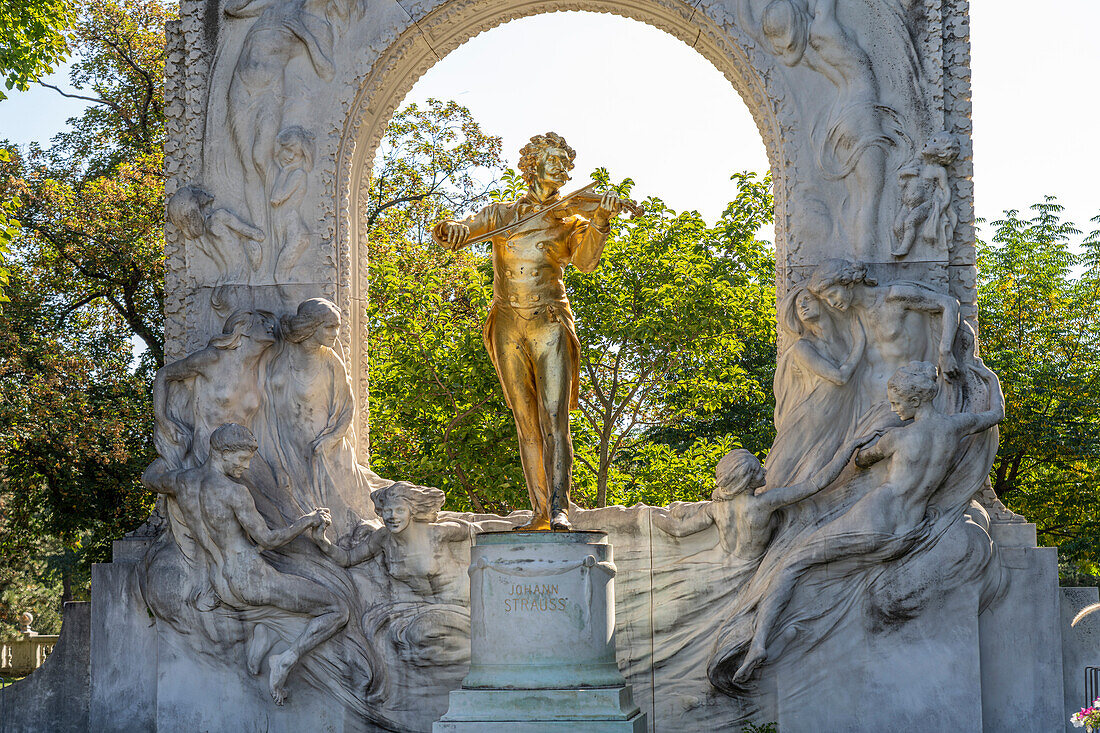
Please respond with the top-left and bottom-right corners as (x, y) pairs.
(167, 185), (265, 284)
(652, 435), (877, 561)
(269, 126), (315, 281)
(892, 131), (960, 258)
(142, 423), (348, 705)
(313, 482), (510, 601)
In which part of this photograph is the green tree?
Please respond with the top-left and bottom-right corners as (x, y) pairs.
(366, 101), (522, 513)
(1, 0), (74, 102)
(976, 199), (1100, 577)
(0, 0), (168, 629)
(568, 171), (775, 507)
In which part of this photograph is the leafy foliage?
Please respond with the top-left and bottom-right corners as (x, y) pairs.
(568, 170), (775, 506)
(0, 0), (169, 630)
(367, 104), (777, 511)
(977, 199), (1100, 578)
(0, 0), (74, 102)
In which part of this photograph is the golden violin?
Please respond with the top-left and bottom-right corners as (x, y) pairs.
(464, 182), (645, 247)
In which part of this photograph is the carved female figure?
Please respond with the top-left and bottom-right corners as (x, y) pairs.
(263, 299), (381, 537)
(269, 126), (315, 282)
(154, 308), (278, 467)
(893, 131), (960, 258)
(760, 0), (893, 257)
(722, 362), (1003, 686)
(805, 259), (960, 400)
(652, 440), (872, 561)
(313, 483), (507, 602)
(225, 0), (335, 226)
(766, 286), (866, 486)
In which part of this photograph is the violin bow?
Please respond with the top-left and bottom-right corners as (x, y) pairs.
(462, 182), (642, 248)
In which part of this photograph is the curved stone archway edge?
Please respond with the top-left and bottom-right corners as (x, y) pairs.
(164, 0), (977, 462)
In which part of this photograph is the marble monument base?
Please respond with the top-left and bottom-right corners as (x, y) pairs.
(433, 531), (646, 732)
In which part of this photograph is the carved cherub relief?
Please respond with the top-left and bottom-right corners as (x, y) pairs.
(893, 131), (960, 258)
(142, 423), (347, 705)
(167, 185), (265, 285)
(269, 126), (316, 282)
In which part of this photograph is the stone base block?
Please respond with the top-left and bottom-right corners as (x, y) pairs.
(433, 686), (645, 732)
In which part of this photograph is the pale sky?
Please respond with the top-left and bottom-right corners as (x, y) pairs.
(2, 2), (1097, 237)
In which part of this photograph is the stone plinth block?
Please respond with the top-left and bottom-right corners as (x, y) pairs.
(434, 531), (646, 732)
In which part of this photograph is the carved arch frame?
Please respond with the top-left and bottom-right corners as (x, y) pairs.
(333, 0), (799, 460)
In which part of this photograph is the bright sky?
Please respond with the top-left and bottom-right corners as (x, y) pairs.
(2, 2), (1097, 237)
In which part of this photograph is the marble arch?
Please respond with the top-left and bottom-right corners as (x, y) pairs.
(335, 2), (796, 458)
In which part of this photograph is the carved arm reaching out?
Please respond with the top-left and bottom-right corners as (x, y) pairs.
(234, 491), (324, 550)
(650, 502), (716, 538)
(762, 431), (880, 509)
(885, 284), (961, 376)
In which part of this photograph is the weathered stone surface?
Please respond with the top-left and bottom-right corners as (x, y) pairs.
(1061, 586), (1100, 733)
(0, 602), (90, 733)
(979, 525), (1064, 733)
(435, 531), (646, 732)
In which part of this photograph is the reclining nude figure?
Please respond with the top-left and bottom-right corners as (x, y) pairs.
(652, 434), (878, 561)
(143, 423), (349, 704)
(730, 361), (1004, 683)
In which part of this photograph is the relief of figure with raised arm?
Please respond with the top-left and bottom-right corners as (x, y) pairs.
(142, 424), (348, 705)
(725, 361), (1004, 685)
(269, 127), (316, 283)
(893, 131), (960, 258)
(225, 0), (335, 226)
(759, 0), (893, 257)
(653, 435), (876, 562)
(263, 298), (385, 537)
(167, 186), (265, 285)
(766, 286), (866, 486)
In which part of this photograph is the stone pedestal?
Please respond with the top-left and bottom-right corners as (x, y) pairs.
(434, 531), (646, 732)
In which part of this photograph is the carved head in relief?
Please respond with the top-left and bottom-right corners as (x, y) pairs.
(713, 450), (767, 501)
(518, 132), (576, 192)
(886, 361), (939, 420)
(370, 482), (446, 534)
(282, 298), (341, 349)
(209, 423), (258, 479)
(209, 309), (278, 350)
(807, 259), (872, 311)
(921, 131), (961, 166)
(762, 0), (811, 66)
(167, 185), (214, 239)
(275, 126), (315, 171)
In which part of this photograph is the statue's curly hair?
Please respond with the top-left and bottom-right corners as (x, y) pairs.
(370, 482), (446, 523)
(807, 258), (876, 294)
(888, 361), (939, 404)
(518, 132), (576, 187)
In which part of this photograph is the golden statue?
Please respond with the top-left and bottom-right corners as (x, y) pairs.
(432, 133), (639, 531)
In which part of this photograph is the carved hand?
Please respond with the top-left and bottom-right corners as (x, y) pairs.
(938, 351), (959, 380)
